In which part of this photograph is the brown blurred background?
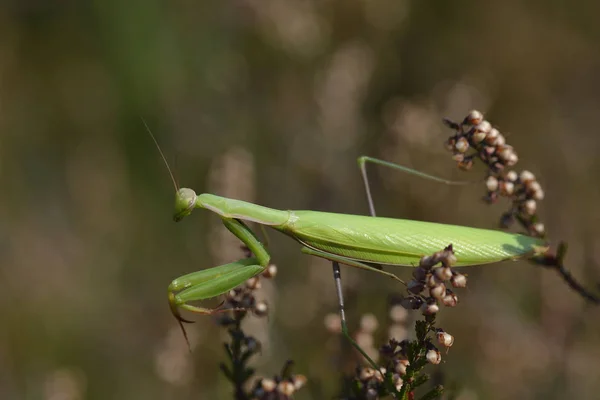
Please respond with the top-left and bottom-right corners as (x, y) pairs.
(1, 1), (600, 399)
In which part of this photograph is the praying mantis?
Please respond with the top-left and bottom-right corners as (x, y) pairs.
(157, 128), (547, 367)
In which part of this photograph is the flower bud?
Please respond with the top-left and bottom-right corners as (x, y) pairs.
(507, 152), (519, 166)
(395, 359), (409, 376)
(261, 378), (276, 392)
(441, 291), (458, 307)
(520, 170), (535, 183)
(472, 130), (487, 144)
(498, 147), (513, 161)
(533, 223), (545, 235)
(393, 373), (404, 391)
(452, 153), (465, 162)
(495, 133), (506, 146)
(426, 348), (442, 364)
(455, 137), (469, 153)
(436, 330), (454, 347)
(434, 266), (453, 281)
(262, 264), (278, 278)
(523, 199), (536, 215)
(451, 273), (467, 288)
(458, 158), (474, 170)
(426, 274), (444, 288)
(443, 252), (457, 266)
(474, 120), (491, 133)
(505, 170), (518, 182)
(484, 146), (496, 156)
(500, 181), (515, 196)
(293, 375), (307, 390)
(421, 300), (439, 315)
(430, 283), (446, 300)
(485, 128), (500, 145)
(246, 277), (261, 290)
(466, 110), (484, 125)
(254, 301), (269, 317)
(486, 176), (499, 192)
(359, 368), (376, 381)
(526, 180), (541, 193)
(278, 381), (295, 396)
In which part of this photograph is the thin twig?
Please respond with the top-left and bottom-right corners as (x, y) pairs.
(531, 242), (600, 304)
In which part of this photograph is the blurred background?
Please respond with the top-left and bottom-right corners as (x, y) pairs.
(1, 0), (600, 399)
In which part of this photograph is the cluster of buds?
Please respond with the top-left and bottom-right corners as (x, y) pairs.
(490, 169), (545, 237)
(350, 338), (406, 399)
(443, 110), (546, 237)
(345, 246), (461, 398)
(352, 363), (404, 399)
(401, 245), (466, 315)
(219, 247), (306, 399)
(444, 110), (518, 171)
(346, 281), (457, 399)
(350, 329), (452, 398)
(249, 371), (307, 400)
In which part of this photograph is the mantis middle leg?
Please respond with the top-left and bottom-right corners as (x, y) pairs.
(323, 156), (462, 370)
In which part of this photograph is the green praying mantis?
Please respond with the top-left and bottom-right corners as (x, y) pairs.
(146, 123), (547, 368)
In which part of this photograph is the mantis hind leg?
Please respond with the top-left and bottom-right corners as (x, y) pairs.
(331, 261), (382, 372)
(357, 155), (472, 217)
(300, 247), (405, 373)
(330, 261), (403, 395)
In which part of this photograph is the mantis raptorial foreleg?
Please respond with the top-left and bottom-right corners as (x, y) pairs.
(168, 217), (270, 319)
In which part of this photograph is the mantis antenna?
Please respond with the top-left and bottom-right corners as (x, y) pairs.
(141, 117), (179, 192)
(141, 117), (194, 348)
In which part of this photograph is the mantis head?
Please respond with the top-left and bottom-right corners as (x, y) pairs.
(174, 188), (198, 222)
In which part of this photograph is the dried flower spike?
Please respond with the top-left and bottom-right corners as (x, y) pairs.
(443, 110), (547, 237)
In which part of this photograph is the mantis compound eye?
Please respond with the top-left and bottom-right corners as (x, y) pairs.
(174, 188), (198, 222)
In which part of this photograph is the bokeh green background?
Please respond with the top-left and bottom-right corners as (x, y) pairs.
(1, 1), (600, 399)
